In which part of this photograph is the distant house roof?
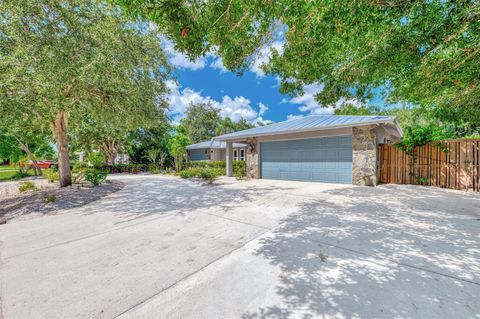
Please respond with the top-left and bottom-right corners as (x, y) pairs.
(214, 115), (403, 141)
(186, 140), (247, 150)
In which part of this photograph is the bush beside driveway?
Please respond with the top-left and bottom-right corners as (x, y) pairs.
(1, 175), (479, 318)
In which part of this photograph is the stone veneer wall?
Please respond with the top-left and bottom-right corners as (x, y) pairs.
(352, 125), (377, 186)
(246, 137), (259, 179)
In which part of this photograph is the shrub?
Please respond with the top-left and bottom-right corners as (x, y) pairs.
(179, 167), (201, 178)
(101, 164), (147, 174)
(148, 164), (161, 174)
(198, 169), (217, 184)
(84, 169), (108, 186)
(43, 170), (59, 183)
(395, 123), (455, 153)
(72, 162), (89, 183)
(233, 161), (246, 178)
(10, 172), (30, 180)
(188, 160), (245, 177)
(178, 167), (223, 182)
(179, 170), (190, 178)
(163, 167), (175, 175)
(43, 194), (57, 203)
(209, 168), (225, 177)
(188, 160), (226, 169)
(85, 152), (105, 168)
(416, 177), (430, 185)
(19, 181), (37, 192)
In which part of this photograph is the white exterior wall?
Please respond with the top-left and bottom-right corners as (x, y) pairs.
(208, 148), (246, 161)
(255, 127), (353, 142)
(210, 149), (225, 161)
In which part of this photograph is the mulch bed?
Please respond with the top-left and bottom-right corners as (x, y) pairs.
(0, 180), (124, 223)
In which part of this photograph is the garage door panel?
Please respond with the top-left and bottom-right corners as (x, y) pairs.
(260, 136), (352, 184)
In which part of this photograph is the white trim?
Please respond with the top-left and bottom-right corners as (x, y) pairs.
(214, 118), (399, 141)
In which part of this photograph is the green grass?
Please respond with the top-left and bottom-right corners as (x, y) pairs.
(0, 171), (28, 181)
(0, 169), (53, 181)
(0, 165), (16, 171)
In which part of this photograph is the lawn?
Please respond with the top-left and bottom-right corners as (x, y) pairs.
(0, 165), (16, 171)
(0, 166), (50, 181)
(0, 170), (33, 181)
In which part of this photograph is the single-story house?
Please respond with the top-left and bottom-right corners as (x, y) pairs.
(75, 151), (130, 165)
(186, 140), (247, 161)
(213, 115), (403, 186)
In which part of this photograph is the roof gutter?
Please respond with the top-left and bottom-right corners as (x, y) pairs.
(213, 118), (401, 141)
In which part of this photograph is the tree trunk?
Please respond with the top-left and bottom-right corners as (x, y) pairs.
(100, 140), (118, 166)
(54, 110), (71, 187)
(16, 138), (42, 176)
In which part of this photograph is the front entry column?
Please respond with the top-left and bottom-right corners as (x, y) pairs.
(352, 125), (377, 186)
(226, 141), (233, 177)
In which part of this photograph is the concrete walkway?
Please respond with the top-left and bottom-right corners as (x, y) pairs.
(1, 175), (479, 318)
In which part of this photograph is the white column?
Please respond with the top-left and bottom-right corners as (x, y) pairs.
(226, 141), (233, 177)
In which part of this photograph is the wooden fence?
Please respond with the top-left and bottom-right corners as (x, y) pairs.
(378, 139), (480, 192)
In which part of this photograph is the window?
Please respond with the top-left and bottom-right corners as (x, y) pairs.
(240, 149), (245, 161)
(233, 149), (238, 160)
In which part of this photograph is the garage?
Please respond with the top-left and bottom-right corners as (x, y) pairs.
(213, 115), (403, 186)
(260, 135), (353, 184)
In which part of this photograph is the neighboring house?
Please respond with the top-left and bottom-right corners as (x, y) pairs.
(186, 140), (247, 162)
(76, 151), (130, 165)
(214, 115), (403, 186)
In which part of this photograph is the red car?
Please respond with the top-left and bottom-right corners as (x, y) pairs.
(29, 160), (56, 169)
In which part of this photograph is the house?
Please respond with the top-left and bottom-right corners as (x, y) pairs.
(76, 151), (130, 165)
(186, 140), (247, 161)
(213, 115), (403, 186)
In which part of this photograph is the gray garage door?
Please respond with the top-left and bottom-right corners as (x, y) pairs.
(260, 135), (353, 184)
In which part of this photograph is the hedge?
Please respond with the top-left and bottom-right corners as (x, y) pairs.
(187, 160), (225, 168)
(187, 160), (246, 177)
(99, 164), (147, 174)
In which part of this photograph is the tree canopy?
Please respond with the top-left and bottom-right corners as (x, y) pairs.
(0, 0), (171, 185)
(180, 102), (255, 143)
(181, 102), (221, 143)
(114, 0), (479, 118)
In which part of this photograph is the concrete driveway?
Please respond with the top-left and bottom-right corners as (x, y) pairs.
(1, 175), (479, 318)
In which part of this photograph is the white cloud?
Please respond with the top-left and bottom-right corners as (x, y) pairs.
(218, 96), (259, 122)
(286, 114), (304, 121)
(162, 39), (206, 70)
(272, 76), (282, 88)
(250, 40), (285, 78)
(284, 82), (363, 116)
(166, 81), (268, 124)
(258, 102), (268, 115)
(209, 56), (228, 73)
(289, 83), (329, 114)
(253, 117), (274, 125)
(166, 80), (210, 122)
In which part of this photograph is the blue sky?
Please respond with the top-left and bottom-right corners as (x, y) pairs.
(163, 40), (383, 124)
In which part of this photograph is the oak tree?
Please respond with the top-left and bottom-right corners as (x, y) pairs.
(0, 0), (170, 186)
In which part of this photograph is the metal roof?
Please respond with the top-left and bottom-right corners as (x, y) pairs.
(214, 115), (402, 141)
(186, 140), (247, 150)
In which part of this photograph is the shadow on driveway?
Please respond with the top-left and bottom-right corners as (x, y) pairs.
(242, 185), (480, 318)
(76, 176), (296, 224)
